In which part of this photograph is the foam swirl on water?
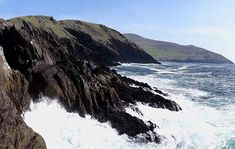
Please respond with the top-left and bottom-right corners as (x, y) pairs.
(24, 99), (159, 149)
(118, 63), (235, 149)
(24, 63), (235, 149)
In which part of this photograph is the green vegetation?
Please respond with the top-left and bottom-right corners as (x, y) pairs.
(64, 20), (127, 44)
(124, 33), (233, 63)
(145, 48), (187, 60)
(79, 21), (112, 43)
(15, 16), (71, 39)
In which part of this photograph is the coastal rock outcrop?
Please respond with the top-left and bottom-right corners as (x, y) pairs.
(59, 20), (159, 65)
(0, 16), (181, 147)
(0, 46), (46, 148)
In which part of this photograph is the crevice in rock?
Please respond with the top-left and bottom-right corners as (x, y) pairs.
(0, 16), (182, 146)
(0, 26), (35, 74)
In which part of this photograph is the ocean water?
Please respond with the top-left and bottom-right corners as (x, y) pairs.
(116, 62), (235, 149)
(24, 62), (235, 149)
(24, 99), (159, 149)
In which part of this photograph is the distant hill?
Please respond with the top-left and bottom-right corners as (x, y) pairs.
(0, 16), (158, 67)
(124, 33), (233, 64)
(0, 16), (176, 147)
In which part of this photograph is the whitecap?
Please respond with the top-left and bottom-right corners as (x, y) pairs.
(23, 98), (160, 149)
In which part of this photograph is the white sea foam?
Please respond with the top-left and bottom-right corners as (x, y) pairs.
(126, 74), (177, 88)
(125, 74), (209, 98)
(24, 98), (160, 149)
(23, 63), (235, 149)
(126, 97), (235, 149)
(122, 65), (235, 149)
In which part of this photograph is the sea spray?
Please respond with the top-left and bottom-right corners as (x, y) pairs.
(24, 62), (235, 149)
(117, 63), (235, 149)
(24, 98), (159, 149)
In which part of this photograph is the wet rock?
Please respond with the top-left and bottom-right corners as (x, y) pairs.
(0, 91), (46, 149)
(59, 20), (159, 65)
(154, 87), (169, 96)
(0, 16), (181, 145)
(107, 110), (160, 143)
(0, 46), (46, 148)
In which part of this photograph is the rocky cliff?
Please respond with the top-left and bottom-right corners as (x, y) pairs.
(0, 46), (46, 149)
(0, 16), (180, 148)
(59, 20), (159, 65)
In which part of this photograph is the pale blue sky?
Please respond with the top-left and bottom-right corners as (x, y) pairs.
(0, 0), (234, 62)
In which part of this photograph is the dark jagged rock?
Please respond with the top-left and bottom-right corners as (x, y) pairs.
(0, 16), (181, 146)
(0, 91), (46, 149)
(0, 46), (46, 148)
(154, 87), (169, 96)
(111, 75), (181, 110)
(59, 20), (159, 65)
(121, 76), (152, 89)
(0, 16), (158, 68)
(107, 111), (160, 143)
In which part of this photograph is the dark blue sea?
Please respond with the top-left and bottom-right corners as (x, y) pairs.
(24, 62), (235, 149)
(115, 62), (235, 149)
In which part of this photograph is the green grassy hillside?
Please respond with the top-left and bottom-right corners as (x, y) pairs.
(124, 33), (233, 64)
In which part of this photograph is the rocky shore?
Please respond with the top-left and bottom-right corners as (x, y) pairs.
(0, 16), (181, 148)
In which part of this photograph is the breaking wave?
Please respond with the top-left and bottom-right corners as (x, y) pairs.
(24, 62), (235, 149)
(24, 98), (159, 149)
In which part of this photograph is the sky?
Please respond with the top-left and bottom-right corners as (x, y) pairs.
(0, 0), (234, 62)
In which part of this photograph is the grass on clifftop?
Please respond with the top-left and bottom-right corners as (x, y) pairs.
(74, 21), (127, 44)
(17, 16), (71, 39)
(144, 47), (187, 61)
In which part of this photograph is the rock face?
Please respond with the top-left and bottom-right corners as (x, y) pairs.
(125, 33), (234, 64)
(59, 20), (159, 65)
(0, 16), (158, 67)
(0, 46), (46, 149)
(0, 16), (181, 147)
